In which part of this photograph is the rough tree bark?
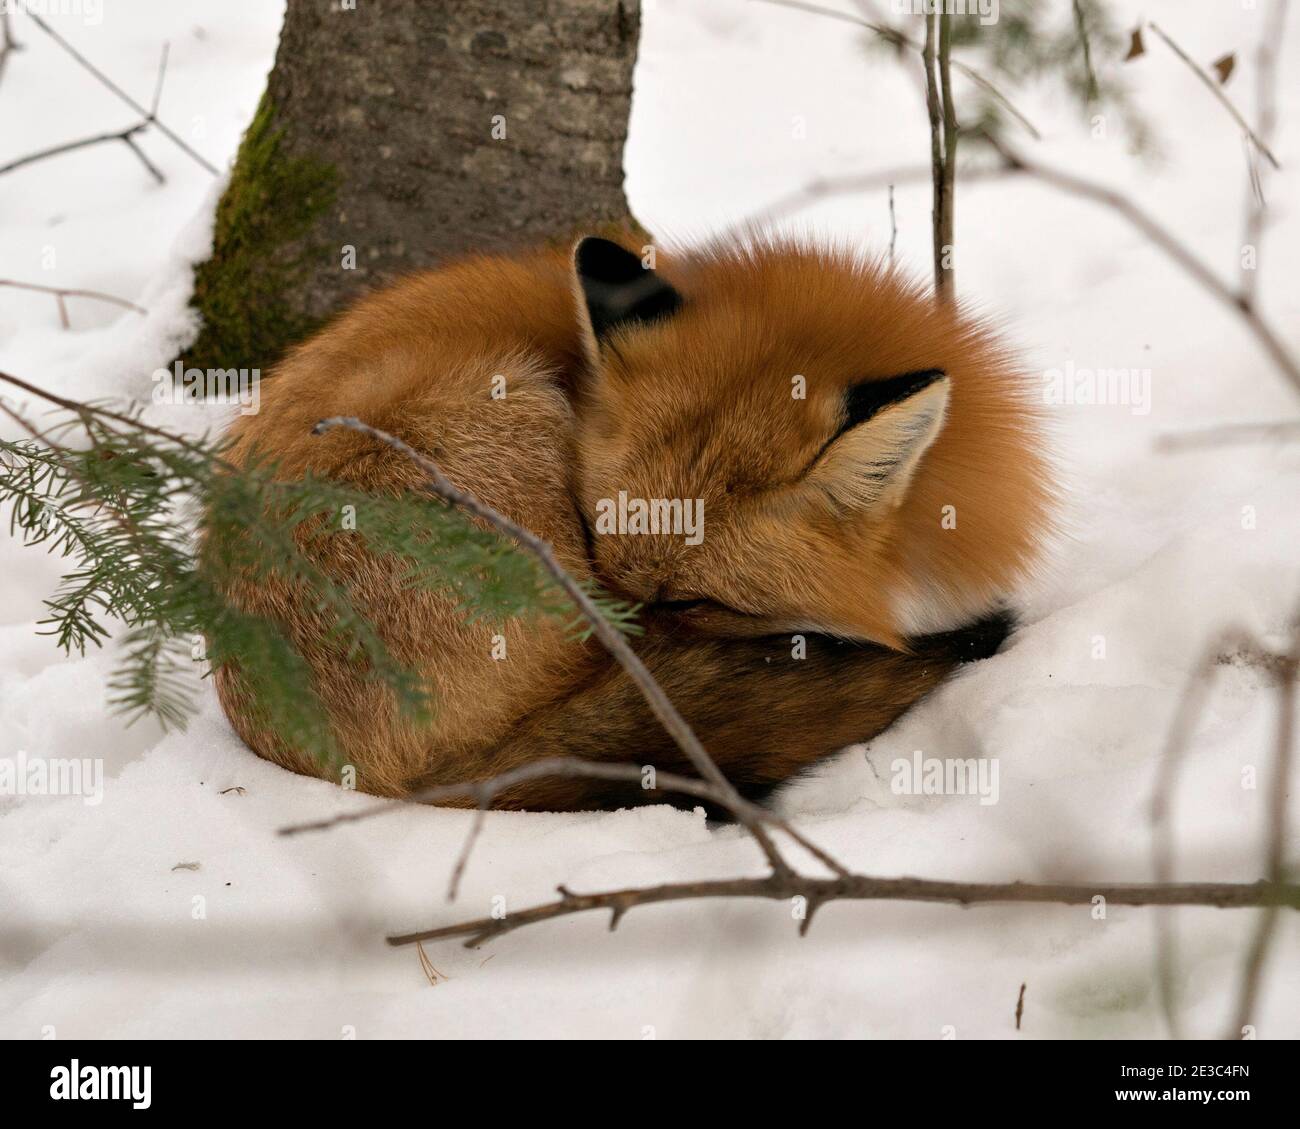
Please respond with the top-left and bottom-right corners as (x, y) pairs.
(186, 0), (642, 371)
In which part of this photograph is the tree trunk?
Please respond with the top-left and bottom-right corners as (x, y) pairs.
(185, 0), (642, 371)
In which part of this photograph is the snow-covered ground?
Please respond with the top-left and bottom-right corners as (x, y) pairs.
(1, 0), (1297, 1039)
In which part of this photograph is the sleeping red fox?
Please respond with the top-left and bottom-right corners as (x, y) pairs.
(209, 237), (1052, 809)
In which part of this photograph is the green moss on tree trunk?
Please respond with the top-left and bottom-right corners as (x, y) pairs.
(184, 93), (338, 373)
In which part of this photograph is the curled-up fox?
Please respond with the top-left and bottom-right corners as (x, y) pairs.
(208, 237), (1052, 810)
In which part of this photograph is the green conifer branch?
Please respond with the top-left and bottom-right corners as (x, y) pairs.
(0, 371), (640, 763)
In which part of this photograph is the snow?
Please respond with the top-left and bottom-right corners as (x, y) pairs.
(1, 0), (1297, 1039)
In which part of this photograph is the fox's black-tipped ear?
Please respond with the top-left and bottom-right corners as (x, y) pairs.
(806, 372), (950, 515)
(573, 237), (682, 358)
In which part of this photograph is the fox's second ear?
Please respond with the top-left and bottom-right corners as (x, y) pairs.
(806, 372), (950, 515)
(573, 237), (682, 364)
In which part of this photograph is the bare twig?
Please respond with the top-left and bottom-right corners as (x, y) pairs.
(310, 416), (793, 877)
(0, 39), (174, 182)
(739, 137), (1300, 394)
(921, 9), (958, 302)
(938, 11), (957, 302)
(281, 755), (851, 899)
(13, 15), (216, 177)
(729, 163), (1006, 242)
(389, 874), (1300, 949)
(0, 122), (162, 181)
(1150, 627), (1263, 1038)
(1156, 419), (1300, 452)
(1240, 1), (1288, 307)
(0, 8), (21, 86)
(753, 0), (1041, 139)
(0, 279), (147, 327)
(1148, 21), (1280, 171)
(1015, 982), (1026, 1031)
(986, 136), (1300, 397)
(1261, 644), (1296, 914)
(887, 183), (896, 266)
(1072, 0), (1100, 103)
(0, 370), (207, 452)
(1150, 624), (1299, 1040)
(148, 40), (169, 118)
(923, 12), (946, 301)
(1227, 636), (1297, 1039)
(414, 941), (445, 986)
(742, 166), (930, 230)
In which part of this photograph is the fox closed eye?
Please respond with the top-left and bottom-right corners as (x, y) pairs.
(654, 597), (710, 612)
(654, 596), (757, 620)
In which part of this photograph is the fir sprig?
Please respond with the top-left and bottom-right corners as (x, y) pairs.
(0, 378), (640, 762)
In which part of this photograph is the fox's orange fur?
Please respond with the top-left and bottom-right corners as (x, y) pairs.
(209, 238), (1052, 809)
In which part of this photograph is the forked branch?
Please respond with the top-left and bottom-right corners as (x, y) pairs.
(0, 278), (146, 328)
(1148, 21), (1280, 171)
(2, 15), (217, 179)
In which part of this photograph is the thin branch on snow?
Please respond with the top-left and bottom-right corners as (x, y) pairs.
(0, 39), (174, 182)
(0, 278), (147, 328)
(0, 369), (223, 459)
(0, 370), (256, 600)
(309, 416), (794, 878)
(282, 735), (1299, 959)
(388, 874), (1300, 950)
(281, 755), (850, 900)
(1147, 21), (1281, 172)
(4, 15), (216, 178)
